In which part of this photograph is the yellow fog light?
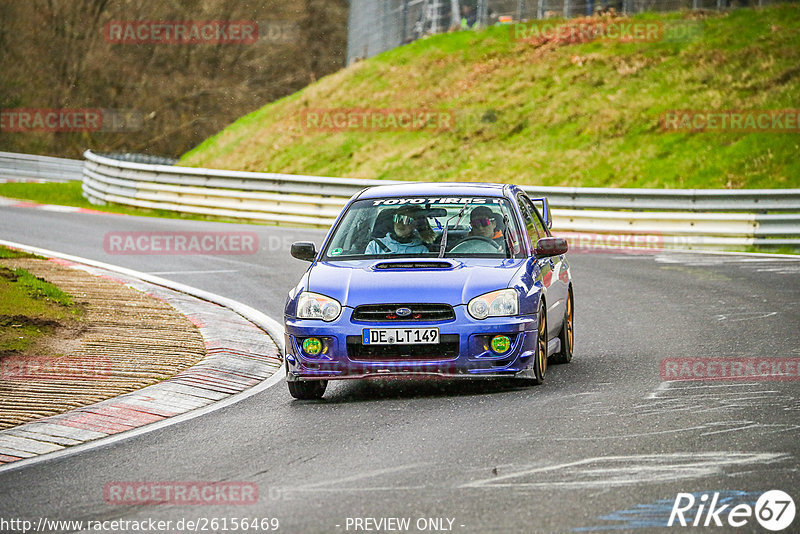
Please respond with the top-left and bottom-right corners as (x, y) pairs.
(490, 335), (511, 354)
(302, 337), (323, 356)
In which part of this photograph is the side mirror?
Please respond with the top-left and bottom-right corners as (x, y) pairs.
(291, 241), (317, 262)
(534, 237), (568, 258)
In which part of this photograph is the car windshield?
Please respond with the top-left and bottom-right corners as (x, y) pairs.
(322, 196), (523, 260)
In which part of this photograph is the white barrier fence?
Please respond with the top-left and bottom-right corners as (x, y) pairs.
(1, 151), (798, 250)
(80, 150), (800, 250)
(0, 151), (83, 183)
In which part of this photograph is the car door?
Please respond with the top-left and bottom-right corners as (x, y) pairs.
(517, 193), (566, 339)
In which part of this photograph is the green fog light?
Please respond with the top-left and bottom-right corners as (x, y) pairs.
(490, 335), (511, 354)
(302, 337), (323, 356)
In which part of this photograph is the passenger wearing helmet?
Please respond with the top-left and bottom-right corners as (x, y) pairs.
(365, 205), (435, 254)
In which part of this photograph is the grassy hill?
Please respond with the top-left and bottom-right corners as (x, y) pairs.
(181, 5), (800, 189)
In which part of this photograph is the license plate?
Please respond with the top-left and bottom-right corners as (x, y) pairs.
(362, 328), (439, 345)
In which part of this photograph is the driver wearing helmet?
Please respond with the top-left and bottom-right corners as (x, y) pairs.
(468, 206), (503, 241)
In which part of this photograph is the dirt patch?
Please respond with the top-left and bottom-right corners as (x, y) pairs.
(0, 315), (78, 360)
(0, 258), (206, 430)
(0, 315), (62, 328)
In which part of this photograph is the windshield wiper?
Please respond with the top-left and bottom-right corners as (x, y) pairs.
(438, 204), (468, 258)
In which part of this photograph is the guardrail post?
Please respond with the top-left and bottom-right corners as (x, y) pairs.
(402, 0), (409, 41)
(477, 0), (488, 27)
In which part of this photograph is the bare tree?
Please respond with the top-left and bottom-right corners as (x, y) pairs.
(0, 0), (348, 158)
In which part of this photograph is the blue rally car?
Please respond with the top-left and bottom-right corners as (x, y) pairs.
(284, 183), (573, 399)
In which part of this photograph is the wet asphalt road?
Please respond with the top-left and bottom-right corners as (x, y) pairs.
(0, 205), (798, 533)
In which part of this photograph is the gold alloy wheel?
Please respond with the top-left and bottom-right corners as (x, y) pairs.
(535, 306), (547, 384)
(566, 293), (573, 354)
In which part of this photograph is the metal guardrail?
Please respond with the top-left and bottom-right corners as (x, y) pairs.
(0, 151), (83, 183)
(521, 186), (800, 212)
(81, 150), (800, 250)
(98, 153), (178, 166)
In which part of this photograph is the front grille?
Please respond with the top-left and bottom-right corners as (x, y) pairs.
(352, 303), (455, 322)
(346, 334), (459, 361)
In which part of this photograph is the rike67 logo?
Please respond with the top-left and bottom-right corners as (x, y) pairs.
(669, 490), (795, 531)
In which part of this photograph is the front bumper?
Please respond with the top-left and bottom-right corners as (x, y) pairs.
(284, 306), (538, 381)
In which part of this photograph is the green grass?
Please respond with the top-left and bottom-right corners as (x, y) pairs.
(0, 182), (88, 208)
(0, 263), (82, 354)
(181, 5), (800, 189)
(745, 244), (800, 255)
(0, 246), (41, 260)
(10, 268), (76, 307)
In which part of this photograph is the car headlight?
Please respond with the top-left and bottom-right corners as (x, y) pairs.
(468, 289), (518, 320)
(297, 292), (342, 322)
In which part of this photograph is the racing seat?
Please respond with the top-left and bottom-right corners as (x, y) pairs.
(362, 208), (397, 253)
(371, 208), (396, 240)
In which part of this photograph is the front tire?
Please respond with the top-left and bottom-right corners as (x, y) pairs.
(532, 303), (548, 385)
(518, 303), (548, 386)
(287, 379), (327, 400)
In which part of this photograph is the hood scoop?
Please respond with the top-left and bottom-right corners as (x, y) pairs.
(374, 261), (454, 270)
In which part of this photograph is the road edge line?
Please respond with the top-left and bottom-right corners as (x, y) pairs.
(0, 239), (286, 474)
